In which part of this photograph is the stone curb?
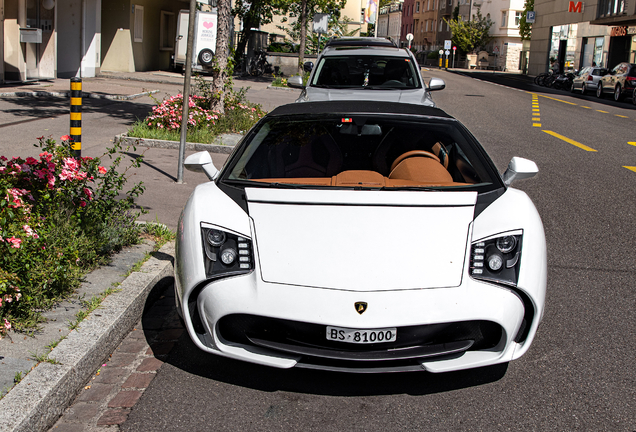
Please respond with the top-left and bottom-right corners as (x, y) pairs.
(0, 90), (160, 100)
(0, 242), (176, 432)
(115, 133), (241, 154)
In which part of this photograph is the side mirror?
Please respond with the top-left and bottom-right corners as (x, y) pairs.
(287, 75), (305, 89)
(502, 157), (538, 187)
(428, 77), (445, 91)
(303, 61), (314, 73)
(184, 151), (219, 181)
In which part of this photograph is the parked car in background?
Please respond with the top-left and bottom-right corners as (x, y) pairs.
(595, 62), (636, 104)
(287, 37), (445, 107)
(570, 66), (608, 94)
(175, 100), (547, 373)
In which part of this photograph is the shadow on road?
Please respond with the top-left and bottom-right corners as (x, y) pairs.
(0, 96), (153, 123)
(451, 70), (636, 110)
(141, 282), (509, 398)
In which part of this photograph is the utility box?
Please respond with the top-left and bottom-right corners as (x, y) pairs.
(20, 28), (42, 43)
(174, 9), (217, 71)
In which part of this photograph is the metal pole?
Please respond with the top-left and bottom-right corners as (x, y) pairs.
(177, 0), (197, 184)
(70, 78), (82, 158)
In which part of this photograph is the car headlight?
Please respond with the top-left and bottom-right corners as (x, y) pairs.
(201, 226), (254, 279)
(470, 232), (522, 287)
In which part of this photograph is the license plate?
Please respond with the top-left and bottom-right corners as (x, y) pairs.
(326, 326), (397, 344)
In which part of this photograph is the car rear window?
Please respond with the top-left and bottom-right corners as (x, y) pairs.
(311, 55), (421, 89)
(628, 65), (636, 77)
(224, 115), (499, 190)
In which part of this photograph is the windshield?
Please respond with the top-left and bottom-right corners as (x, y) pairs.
(311, 55), (421, 89)
(224, 115), (498, 190)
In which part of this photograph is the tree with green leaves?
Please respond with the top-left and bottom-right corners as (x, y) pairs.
(232, 0), (290, 66)
(445, 10), (493, 54)
(519, 0), (534, 41)
(279, 0), (347, 73)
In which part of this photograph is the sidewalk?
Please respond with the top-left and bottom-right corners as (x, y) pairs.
(0, 69), (300, 432)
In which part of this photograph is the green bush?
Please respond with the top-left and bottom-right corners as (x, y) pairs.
(128, 76), (266, 143)
(0, 137), (145, 333)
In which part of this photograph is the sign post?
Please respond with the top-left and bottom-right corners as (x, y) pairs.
(406, 33), (413, 50)
(438, 49), (443, 68)
(444, 50), (450, 68)
(313, 13), (329, 54)
(452, 46), (456, 68)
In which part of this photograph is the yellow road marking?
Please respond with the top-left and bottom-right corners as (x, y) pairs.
(533, 123), (542, 127)
(628, 142), (636, 146)
(596, 110), (609, 113)
(538, 94), (578, 105)
(532, 108), (540, 111)
(581, 106), (591, 109)
(623, 166), (636, 172)
(543, 130), (597, 152)
(615, 115), (629, 118)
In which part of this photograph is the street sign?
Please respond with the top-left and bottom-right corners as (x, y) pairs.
(526, 11), (535, 23)
(406, 33), (414, 41)
(313, 13), (329, 34)
(493, 45), (499, 55)
(438, 49), (444, 55)
(453, 46), (457, 51)
(444, 40), (452, 50)
(445, 50), (450, 56)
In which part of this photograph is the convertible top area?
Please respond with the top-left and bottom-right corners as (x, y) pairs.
(224, 104), (497, 190)
(268, 100), (453, 118)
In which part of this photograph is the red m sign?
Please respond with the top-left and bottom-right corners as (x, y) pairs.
(568, 1), (583, 12)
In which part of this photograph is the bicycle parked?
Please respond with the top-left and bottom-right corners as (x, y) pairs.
(248, 49), (273, 77)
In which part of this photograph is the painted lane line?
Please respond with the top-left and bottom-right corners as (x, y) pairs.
(581, 106), (592, 109)
(543, 130), (597, 152)
(615, 115), (629, 118)
(533, 123), (542, 127)
(538, 94), (578, 105)
(596, 110), (609, 113)
(623, 166), (636, 172)
(628, 142), (636, 146)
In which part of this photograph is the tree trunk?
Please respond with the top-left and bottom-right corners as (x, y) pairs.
(298, 0), (307, 75)
(212, 0), (231, 114)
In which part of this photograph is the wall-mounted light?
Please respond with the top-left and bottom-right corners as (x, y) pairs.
(42, 0), (55, 10)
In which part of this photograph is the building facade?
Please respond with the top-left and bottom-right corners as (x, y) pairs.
(528, 0), (636, 76)
(2, 0), (191, 83)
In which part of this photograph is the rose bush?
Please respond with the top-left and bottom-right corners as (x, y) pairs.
(0, 136), (144, 334)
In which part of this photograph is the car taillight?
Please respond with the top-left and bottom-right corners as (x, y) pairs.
(201, 226), (254, 279)
(587, 75), (593, 81)
(626, 76), (636, 84)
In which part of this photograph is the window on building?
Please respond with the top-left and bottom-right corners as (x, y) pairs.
(439, 19), (443, 31)
(416, 2), (420, 12)
(134, 5), (144, 43)
(501, 11), (507, 27)
(160, 11), (175, 50)
(426, 20), (429, 31)
(514, 11), (522, 26)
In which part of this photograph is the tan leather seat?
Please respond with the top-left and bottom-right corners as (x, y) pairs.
(388, 155), (453, 184)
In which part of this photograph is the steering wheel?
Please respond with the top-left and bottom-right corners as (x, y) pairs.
(390, 150), (440, 172)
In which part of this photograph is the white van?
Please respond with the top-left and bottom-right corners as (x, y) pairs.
(173, 9), (217, 71)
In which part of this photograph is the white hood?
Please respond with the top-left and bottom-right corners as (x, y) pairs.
(302, 87), (435, 106)
(246, 188), (476, 292)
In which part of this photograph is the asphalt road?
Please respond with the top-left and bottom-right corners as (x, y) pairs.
(111, 71), (636, 431)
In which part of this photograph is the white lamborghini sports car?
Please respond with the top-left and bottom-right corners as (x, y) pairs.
(175, 101), (547, 373)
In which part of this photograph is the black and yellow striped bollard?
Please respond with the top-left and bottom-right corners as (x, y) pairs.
(70, 77), (82, 157)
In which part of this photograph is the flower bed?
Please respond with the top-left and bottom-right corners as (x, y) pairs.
(0, 137), (145, 334)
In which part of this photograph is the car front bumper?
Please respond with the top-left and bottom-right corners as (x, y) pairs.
(177, 271), (540, 373)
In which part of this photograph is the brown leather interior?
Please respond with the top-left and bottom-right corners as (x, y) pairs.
(388, 156), (453, 184)
(390, 150), (440, 172)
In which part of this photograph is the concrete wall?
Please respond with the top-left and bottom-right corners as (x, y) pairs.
(101, 0), (183, 72)
(56, 0), (101, 78)
(3, 0), (26, 81)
